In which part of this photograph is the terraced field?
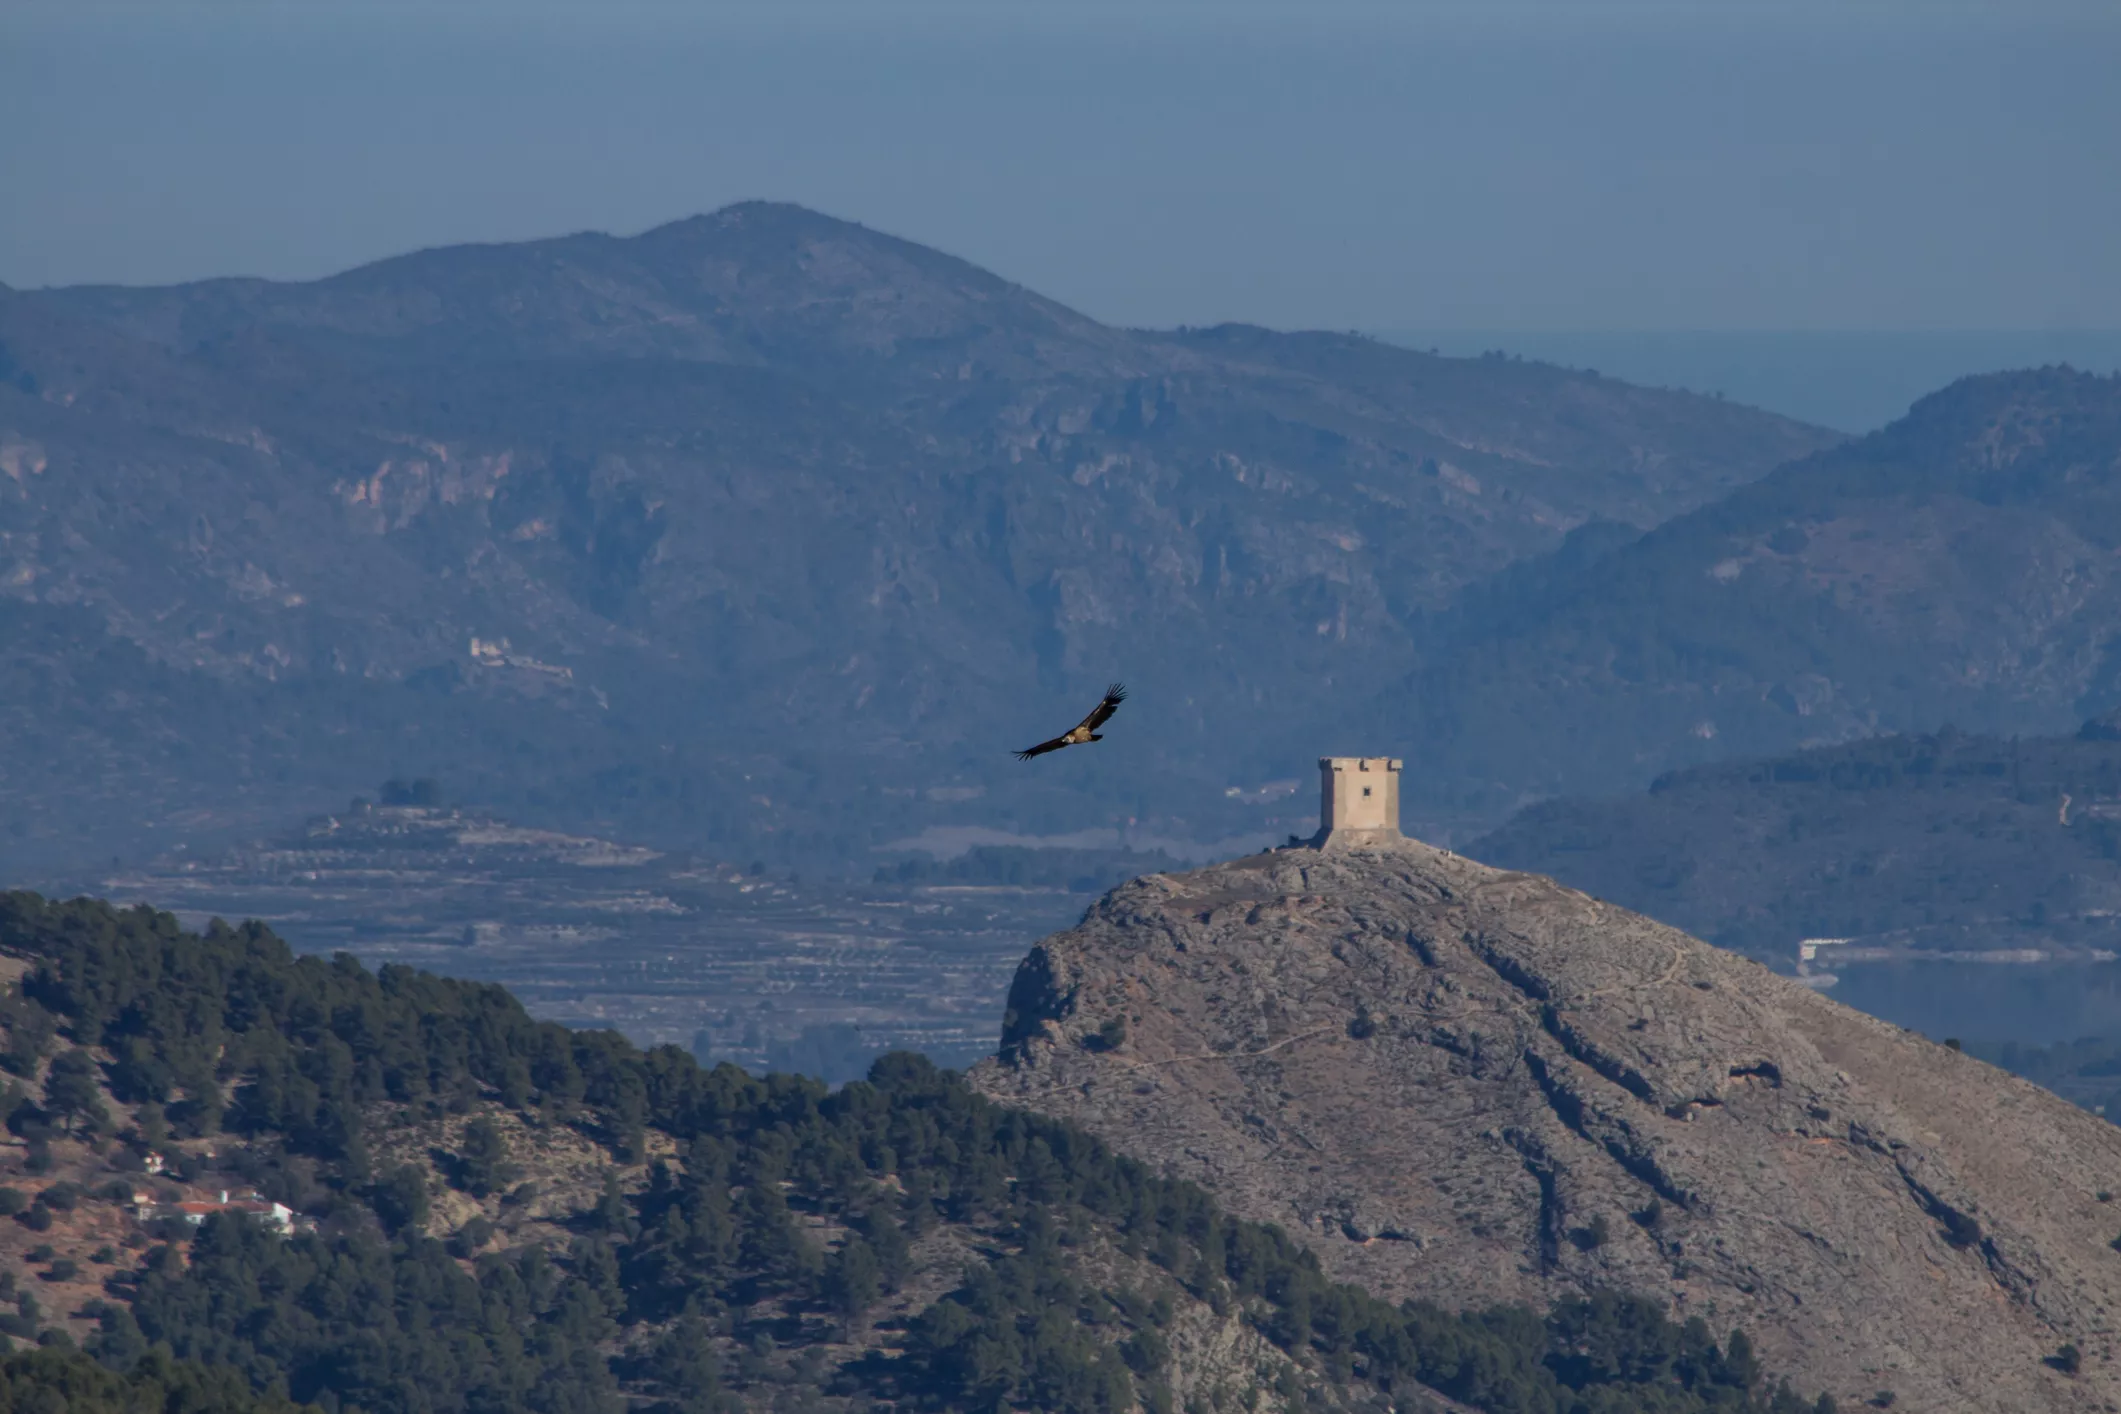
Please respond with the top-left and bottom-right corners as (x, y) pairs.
(87, 804), (1088, 1075)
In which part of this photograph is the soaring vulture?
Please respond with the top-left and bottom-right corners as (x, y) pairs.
(1015, 683), (1127, 761)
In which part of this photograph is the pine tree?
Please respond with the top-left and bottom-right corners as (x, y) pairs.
(42, 1048), (108, 1136)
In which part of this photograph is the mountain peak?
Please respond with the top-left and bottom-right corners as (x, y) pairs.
(975, 839), (2121, 1413)
(637, 199), (873, 240)
(35, 197), (1116, 372)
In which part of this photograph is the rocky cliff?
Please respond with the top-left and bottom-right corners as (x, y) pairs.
(973, 838), (2121, 1413)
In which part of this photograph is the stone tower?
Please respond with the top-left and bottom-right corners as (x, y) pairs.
(1316, 756), (1403, 849)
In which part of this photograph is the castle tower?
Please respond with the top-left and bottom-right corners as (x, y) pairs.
(1316, 756), (1403, 849)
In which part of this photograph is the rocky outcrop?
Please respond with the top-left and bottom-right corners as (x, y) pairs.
(973, 838), (2121, 1414)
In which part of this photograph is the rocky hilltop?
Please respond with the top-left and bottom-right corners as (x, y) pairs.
(974, 838), (2121, 1413)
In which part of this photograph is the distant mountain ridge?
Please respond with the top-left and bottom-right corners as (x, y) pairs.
(1407, 365), (2121, 818)
(40, 205), (1139, 381)
(1384, 328), (2121, 433)
(1459, 712), (2121, 1054)
(0, 202), (1835, 874)
(1470, 716), (2121, 960)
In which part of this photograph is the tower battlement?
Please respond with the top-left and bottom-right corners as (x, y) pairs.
(1316, 756), (1403, 849)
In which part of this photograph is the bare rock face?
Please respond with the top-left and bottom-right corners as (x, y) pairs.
(971, 839), (2121, 1414)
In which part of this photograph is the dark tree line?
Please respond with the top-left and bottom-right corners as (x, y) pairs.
(0, 1344), (315, 1414)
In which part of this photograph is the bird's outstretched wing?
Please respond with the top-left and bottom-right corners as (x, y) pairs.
(1078, 682), (1127, 733)
(1015, 683), (1127, 762)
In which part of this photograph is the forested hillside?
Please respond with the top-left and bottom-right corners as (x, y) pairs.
(0, 1345), (313, 1413)
(0, 893), (1828, 1413)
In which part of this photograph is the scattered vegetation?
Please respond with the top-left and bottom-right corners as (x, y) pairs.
(1568, 1214), (1613, 1252)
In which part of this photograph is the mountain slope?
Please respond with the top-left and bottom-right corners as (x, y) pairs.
(0, 203), (1834, 873)
(1410, 367), (2121, 814)
(973, 837), (2121, 1414)
(0, 891), (1825, 1414)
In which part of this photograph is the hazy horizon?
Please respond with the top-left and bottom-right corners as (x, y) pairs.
(6, 1), (2118, 333)
(11, 181), (2121, 433)
(18, 181), (2121, 431)
(1385, 328), (2121, 432)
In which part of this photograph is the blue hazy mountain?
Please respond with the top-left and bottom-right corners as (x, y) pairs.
(0, 202), (1833, 877)
(1405, 365), (2121, 829)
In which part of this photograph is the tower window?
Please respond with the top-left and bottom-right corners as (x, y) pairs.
(1362, 787), (1372, 797)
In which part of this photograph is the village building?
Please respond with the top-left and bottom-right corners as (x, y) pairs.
(137, 1187), (297, 1236)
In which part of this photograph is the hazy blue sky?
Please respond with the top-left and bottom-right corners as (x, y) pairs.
(4, 1), (2118, 332)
